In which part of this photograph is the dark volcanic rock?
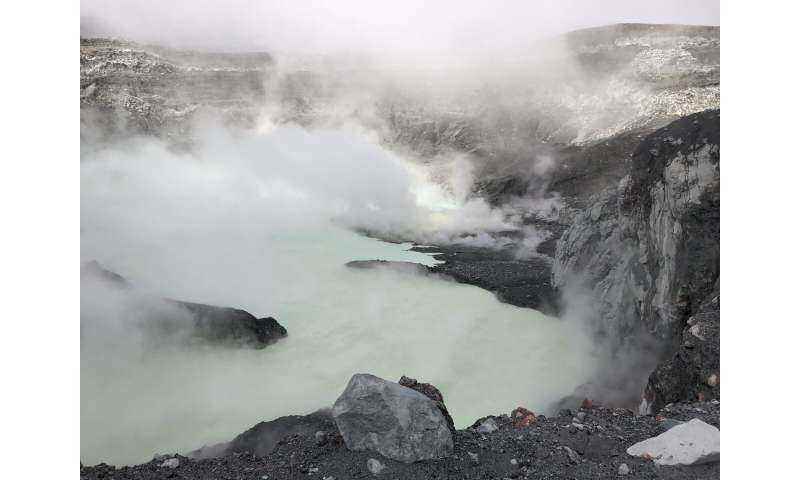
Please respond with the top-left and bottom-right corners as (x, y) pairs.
(81, 400), (720, 480)
(398, 375), (456, 433)
(189, 409), (335, 459)
(169, 300), (287, 349)
(416, 245), (560, 316)
(81, 260), (286, 349)
(332, 373), (454, 463)
(643, 281), (720, 413)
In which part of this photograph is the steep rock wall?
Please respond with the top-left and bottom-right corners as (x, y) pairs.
(552, 109), (719, 404)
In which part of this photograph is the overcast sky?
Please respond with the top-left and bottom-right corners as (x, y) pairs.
(81, 0), (720, 53)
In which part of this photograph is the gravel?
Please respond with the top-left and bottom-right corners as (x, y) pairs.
(81, 400), (720, 480)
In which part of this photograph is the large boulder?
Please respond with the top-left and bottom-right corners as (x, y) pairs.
(626, 418), (720, 466)
(332, 374), (454, 463)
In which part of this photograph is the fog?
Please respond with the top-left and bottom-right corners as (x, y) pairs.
(80, 126), (598, 465)
(81, 0), (719, 54)
(81, 125), (521, 255)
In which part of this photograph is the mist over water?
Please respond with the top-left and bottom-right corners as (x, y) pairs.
(81, 126), (596, 465)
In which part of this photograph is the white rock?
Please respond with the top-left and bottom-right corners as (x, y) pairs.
(159, 457), (180, 468)
(618, 463), (630, 475)
(626, 418), (719, 465)
(366, 458), (385, 475)
(476, 418), (498, 433)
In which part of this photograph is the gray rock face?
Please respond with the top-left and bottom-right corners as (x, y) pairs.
(80, 38), (269, 148)
(332, 374), (454, 463)
(554, 109), (719, 343)
(82, 23), (718, 164)
(626, 418), (720, 465)
(552, 109), (720, 407)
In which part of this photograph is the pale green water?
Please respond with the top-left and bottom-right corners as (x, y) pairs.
(80, 127), (596, 465)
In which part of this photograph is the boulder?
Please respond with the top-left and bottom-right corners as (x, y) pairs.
(626, 418), (719, 465)
(366, 458), (386, 475)
(332, 374), (454, 463)
(510, 406), (537, 428)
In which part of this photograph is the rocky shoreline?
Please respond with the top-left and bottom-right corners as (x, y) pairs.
(81, 374), (719, 480)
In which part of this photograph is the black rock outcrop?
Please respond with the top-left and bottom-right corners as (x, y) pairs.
(418, 245), (560, 316)
(81, 260), (287, 349)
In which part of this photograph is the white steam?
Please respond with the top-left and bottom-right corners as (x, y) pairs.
(80, 0), (719, 54)
(81, 126), (597, 465)
(82, 125), (530, 255)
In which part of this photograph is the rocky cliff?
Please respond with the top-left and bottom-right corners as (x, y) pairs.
(80, 24), (718, 155)
(553, 109), (719, 408)
(80, 38), (270, 149)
